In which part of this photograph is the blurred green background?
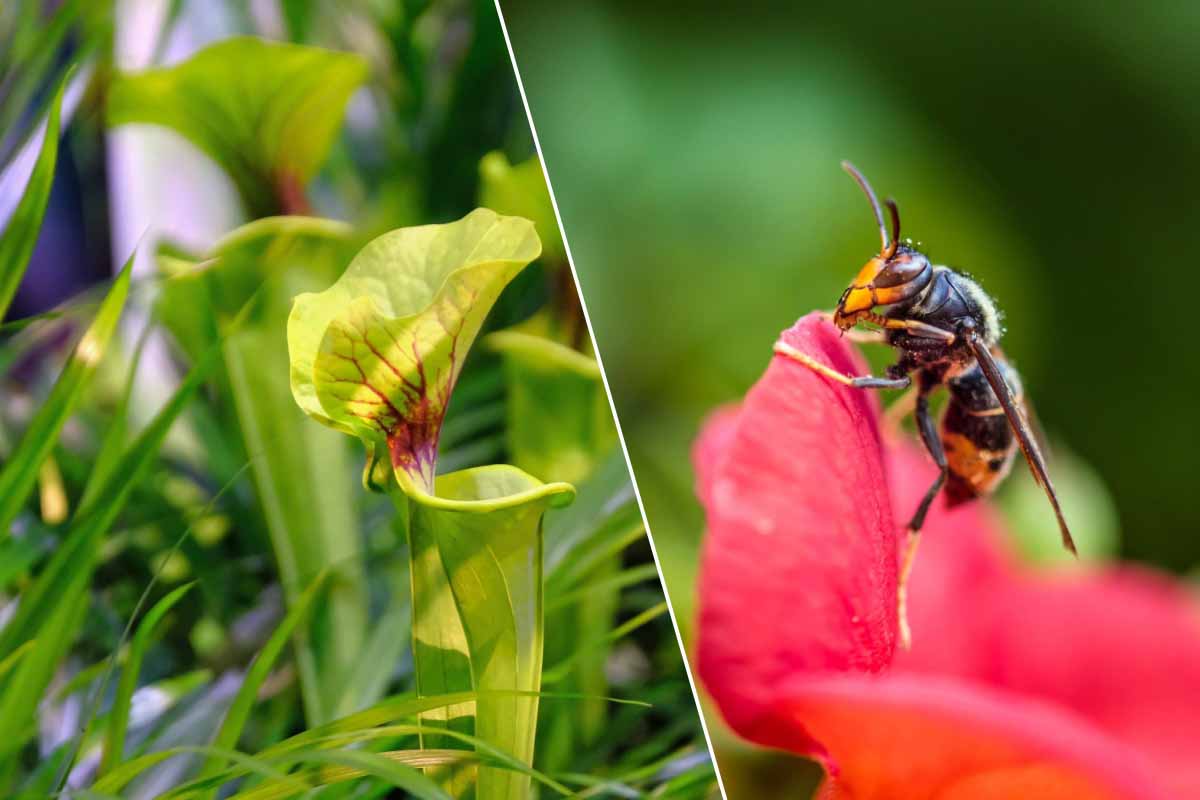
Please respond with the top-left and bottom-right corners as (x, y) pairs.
(499, 0), (1200, 791)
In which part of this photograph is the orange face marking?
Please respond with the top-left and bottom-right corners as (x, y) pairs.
(850, 256), (886, 289)
(839, 286), (876, 315)
(833, 257), (886, 329)
(834, 256), (927, 329)
(872, 284), (916, 306)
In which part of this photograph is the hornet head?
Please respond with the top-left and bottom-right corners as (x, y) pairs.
(832, 162), (933, 331)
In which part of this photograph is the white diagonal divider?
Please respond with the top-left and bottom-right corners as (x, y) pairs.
(490, 4), (728, 797)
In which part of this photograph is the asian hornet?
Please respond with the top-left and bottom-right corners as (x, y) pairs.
(775, 162), (1075, 646)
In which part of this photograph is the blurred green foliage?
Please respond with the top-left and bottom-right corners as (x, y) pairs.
(501, 0), (1200, 612)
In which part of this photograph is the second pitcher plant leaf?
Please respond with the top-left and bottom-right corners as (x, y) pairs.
(108, 37), (367, 216)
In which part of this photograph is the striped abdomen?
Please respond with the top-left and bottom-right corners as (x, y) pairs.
(941, 358), (1021, 506)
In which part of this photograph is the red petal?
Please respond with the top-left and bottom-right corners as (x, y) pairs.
(982, 569), (1200, 796)
(889, 444), (1200, 796)
(785, 673), (1162, 800)
(792, 447), (1161, 798)
(695, 314), (1200, 799)
(694, 313), (898, 742)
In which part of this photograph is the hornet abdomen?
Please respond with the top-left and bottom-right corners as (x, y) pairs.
(941, 356), (1022, 505)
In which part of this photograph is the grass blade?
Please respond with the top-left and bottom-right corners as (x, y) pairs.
(196, 569), (329, 784)
(78, 318), (152, 511)
(92, 745), (296, 796)
(272, 723), (573, 796)
(0, 307), (66, 334)
(336, 587), (411, 714)
(0, 257), (132, 539)
(0, 579), (89, 758)
(228, 750), (473, 800)
(0, 640), (37, 683)
(0, 68), (69, 318)
(259, 691), (477, 758)
(99, 581), (195, 775)
(546, 563), (661, 612)
(232, 750), (454, 800)
(187, 724), (570, 799)
(540, 451), (645, 770)
(160, 692), (612, 799)
(543, 601), (670, 684)
(52, 461), (252, 793)
(0, 345), (212, 758)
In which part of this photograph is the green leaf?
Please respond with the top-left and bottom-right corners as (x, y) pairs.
(402, 489), (474, 757)
(478, 151), (565, 267)
(159, 216), (356, 324)
(100, 581), (195, 776)
(0, 69), (68, 319)
(165, 216), (367, 725)
(397, 465), (573, 800)
(107, 37), (368, 216)
(0, 257), (132, 540)
(198, 569), (329, 784)
(487, 329), (616, 484)
(287, 207), (542, 494)
(279, 0), (316, 42)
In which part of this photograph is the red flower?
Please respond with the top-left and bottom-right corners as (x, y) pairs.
(694, 313), (1200, 799)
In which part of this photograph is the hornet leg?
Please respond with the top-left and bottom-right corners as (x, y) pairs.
(774, 341), (911, 390)
(898, 392), (948, 650)
(816, 311), (888, 344)
(877, 317), (957, 344)
(816, 311), (956, 344)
